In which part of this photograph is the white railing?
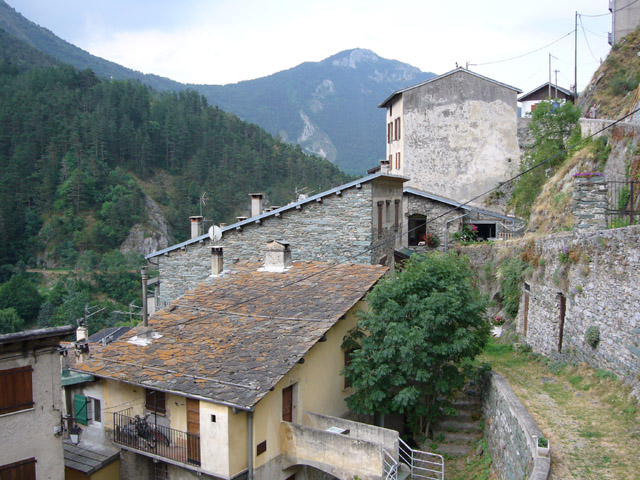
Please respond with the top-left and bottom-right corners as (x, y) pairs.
(383, 449), (399, 480)
(398, 438), (444, 480)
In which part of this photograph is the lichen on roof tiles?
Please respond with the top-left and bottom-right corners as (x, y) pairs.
(74, 261), (386, 409)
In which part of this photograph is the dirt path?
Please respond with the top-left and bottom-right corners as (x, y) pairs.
(480, 343), (640, 480)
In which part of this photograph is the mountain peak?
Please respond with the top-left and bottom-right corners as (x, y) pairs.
(329, 48), (380, 68)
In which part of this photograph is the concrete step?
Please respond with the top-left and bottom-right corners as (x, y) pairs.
(432, 429), (482, 444)
(433, 443), (474, 457)
(397, 464), (410, 480)
(433, 418), (481, 432)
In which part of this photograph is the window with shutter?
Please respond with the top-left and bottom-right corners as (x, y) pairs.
(74, 394), (88, 425)
(145, 389), (166, 414)
(0, 458), (36, 480)
(0, 366), (34, 415)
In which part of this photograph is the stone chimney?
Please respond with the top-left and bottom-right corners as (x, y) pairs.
(236, 216), (248, 223)
(249, 193), (264, 217)
(210, 246), (224, 276)
(264, 240), (292, 272)
(190, 216), (204, 239)
(380, 159), (390, 173)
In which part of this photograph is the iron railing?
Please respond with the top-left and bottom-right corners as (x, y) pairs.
(607, 180), (640, 227)
(114, 412), (201, 467)
(399, 438), (444, 480)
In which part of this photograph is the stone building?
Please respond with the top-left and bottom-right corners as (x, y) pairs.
(609, 0), (640, 45)
(0, 325), (75, 480)
(147, 172), (406, 308)
(378, 67), (521, 207)
(402, 187), (524, 252)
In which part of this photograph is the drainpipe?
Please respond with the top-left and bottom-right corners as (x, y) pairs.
(141, 266), (148, 327)
(247, 410), (254, 480)
(444, 213), (469, 253)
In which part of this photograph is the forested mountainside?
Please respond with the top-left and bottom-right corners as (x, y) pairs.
(0, 63), (351, 335)
(0, 1), (435, 173)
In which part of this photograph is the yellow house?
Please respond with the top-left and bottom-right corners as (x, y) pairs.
(73, 242), (413, 480)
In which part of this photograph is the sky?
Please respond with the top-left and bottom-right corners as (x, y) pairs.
(7, 0), (613, 94)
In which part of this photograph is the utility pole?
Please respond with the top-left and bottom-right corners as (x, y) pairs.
(574, 11), (578, 104)
(549, 53), (552, 98)
(554, 70), (560, 98)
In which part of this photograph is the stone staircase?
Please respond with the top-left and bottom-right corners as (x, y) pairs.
(430, 387), (483, 458)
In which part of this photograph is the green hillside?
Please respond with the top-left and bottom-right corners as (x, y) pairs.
(0, 63), (351, 334)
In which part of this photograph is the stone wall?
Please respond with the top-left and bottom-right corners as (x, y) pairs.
(482, 372), (550, 480)
(462, 225), (640, 396)
(156, 178), (403, 306)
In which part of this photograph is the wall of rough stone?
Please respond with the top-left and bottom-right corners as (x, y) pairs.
(156, 179), (403, 306)
(482, 372), (550, 480)
(462, 225), (640, 396)
(572, 175), (608, 230)
(402, 70), (520, 205)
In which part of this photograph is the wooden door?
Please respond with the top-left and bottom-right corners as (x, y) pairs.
(282, 385), (293, 422)
(523, 291), (530, 336)
(186, 398), (201, 466)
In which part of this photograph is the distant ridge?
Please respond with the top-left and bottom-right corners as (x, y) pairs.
(0, 0), (436, 173)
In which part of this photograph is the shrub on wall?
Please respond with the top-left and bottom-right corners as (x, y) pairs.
(585, 326), (600, 348)
(498, 257), (530, 319)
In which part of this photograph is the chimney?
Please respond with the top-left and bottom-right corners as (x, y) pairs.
(219, 223), (227, 228)
(190, 216), (204, 239)
(264, 240), (292, 272)
(210, 246), (224, 275)
(380, 159), (390, 173)
(236, 216), (248, 223)
(249, 193), (264, 217)
(76, 325), (88, 342)
(141, 266), (148, 327)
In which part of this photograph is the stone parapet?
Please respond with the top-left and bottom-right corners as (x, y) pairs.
(482, 371), (550, 480)
(572, 175), (608, 231)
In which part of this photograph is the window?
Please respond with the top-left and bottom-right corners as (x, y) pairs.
(396, 152), (401, 170)
(0, 458), (36, 480)
(377, 201), (384, 237)
(257, 440), (267, 456)
(408, 215), (427, 246)
(387, 122), (393, 144)
(145, 389), (166, 415)
(394, 200), (400, 231)
(89, 397), (101, 423)
(395, 118), (401, 140)
(154, 461), (168, 480)
(0, 366), (34, 415)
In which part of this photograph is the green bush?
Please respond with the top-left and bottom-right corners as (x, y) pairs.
(585, 326), (600, 348)
(498, 257), (530, 319)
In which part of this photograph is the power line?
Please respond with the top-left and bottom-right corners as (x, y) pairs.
(469, 31), (573, 67)
(579, 15), (601, 63)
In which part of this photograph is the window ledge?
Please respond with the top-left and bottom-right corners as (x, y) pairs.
(0, 407), (35, 418)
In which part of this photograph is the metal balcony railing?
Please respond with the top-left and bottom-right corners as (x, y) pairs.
(114, 412), (201, 467)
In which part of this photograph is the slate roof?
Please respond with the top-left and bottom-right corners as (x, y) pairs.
(64, 440), (119, 475)
(87, 326), (131, 344)
(404, 187), (525, 224)
(145, 172), (407, 259)
(378, 67), (522, 108)
(74, 261), (387, 410)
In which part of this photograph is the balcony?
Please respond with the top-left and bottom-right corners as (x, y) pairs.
(113, 412), (200, 468)
(281, 411), (399, 480)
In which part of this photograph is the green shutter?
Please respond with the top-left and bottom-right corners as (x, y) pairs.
(73, 394), (87, 425)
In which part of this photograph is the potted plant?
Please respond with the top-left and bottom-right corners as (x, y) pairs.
(535, 435), (550, 457)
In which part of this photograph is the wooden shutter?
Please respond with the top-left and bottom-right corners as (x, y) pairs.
(282, 385), (293, 422)
(186, 398), (201, 466)
(0, 366), (33, 415)
(74, 394), (88, 425)
(0, 458), (36, 480)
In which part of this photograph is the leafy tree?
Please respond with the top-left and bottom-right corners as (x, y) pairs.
(0, 274), (43, 323)
(0, 307), (24, 334)
(342, 253), (490, 439)
(37, 301), (54, 328)
(511, 100), (582, 218)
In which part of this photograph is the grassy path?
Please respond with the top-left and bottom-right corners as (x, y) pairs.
(479, 342), (640, 480)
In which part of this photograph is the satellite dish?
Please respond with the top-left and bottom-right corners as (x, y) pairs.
(208, 225), (222, 242)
